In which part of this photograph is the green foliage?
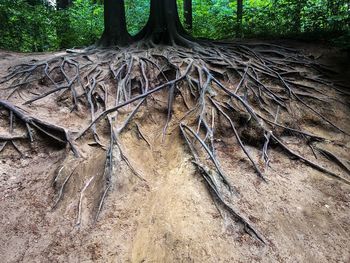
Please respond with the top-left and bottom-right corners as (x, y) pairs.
(57, 0), (103, 48)
(0, 0), (349, 52)
(0, 0), (58, 52)
(183, 0), (349, 42)
(124, 0), (150, 35)
(0, 0), (103, 51)
(191, 0), (235, 39)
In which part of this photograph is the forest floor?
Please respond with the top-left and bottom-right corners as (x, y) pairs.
(0, 40), (349, 263)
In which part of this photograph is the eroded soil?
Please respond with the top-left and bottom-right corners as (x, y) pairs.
(0, 42), (349, 263)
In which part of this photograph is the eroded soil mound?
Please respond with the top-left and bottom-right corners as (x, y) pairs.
(0, 42), (349, 262)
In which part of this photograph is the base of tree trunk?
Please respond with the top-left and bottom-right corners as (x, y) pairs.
(1, 41), (349, 242)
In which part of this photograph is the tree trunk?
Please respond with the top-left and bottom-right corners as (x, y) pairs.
(57, 0), (71, 9)
(327, 0), (342, 31)
(98, 0), (131, 47)
(184, 0), (193, 30)
(293, 0), (303, 33)
(236, 0), (243, 38)
(56, 0), (72, 49)
(135, 0), (190, 45)
(26, 0), (43, 5)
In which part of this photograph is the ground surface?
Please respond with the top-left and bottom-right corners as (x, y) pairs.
(0, 41), (349, 263)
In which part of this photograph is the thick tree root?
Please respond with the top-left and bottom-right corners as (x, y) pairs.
(0, 99), (78, 156)
(1, 41), (349, 242)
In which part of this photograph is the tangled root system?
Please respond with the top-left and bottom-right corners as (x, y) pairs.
(1, 41), (349, 242)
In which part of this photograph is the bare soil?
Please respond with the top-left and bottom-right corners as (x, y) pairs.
(0, 42), (349, 263)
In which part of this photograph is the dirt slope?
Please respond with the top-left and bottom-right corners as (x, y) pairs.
(0, 43), (349, 263)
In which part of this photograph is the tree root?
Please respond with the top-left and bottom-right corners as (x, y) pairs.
(0, 99), (79, 156)
(315, 147), (350, 176)
(1, 41), (349, 242)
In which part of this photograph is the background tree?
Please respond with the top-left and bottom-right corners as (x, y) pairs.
(289, 0), (307, 33)
(57, 0), (71, 9)
(1, 0), (350, 51)
(98, 0), (130, 46)
(184, 0), (193, 30)
(56, 0), (72, 48)
(236, 0), (243, 37)
(327, 0), (342, 32)
(26, 0), (45, 5)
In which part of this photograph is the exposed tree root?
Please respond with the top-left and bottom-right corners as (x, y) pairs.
(0, 99), (79, 156)
(1, 41), (349, 242)
(315, 147), (350, 176)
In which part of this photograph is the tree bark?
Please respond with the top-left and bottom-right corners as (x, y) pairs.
(26, 0), (43, 5)
(56, 0), (72, 49)
(184, 0), (193, 30)
(57, 0), (71, 9)
(98, 0), (131, 47)
(135, 0), (190, 45)
(236, 0), (243, 38)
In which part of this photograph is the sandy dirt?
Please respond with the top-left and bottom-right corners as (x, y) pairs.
(0, 42), (349, 263)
